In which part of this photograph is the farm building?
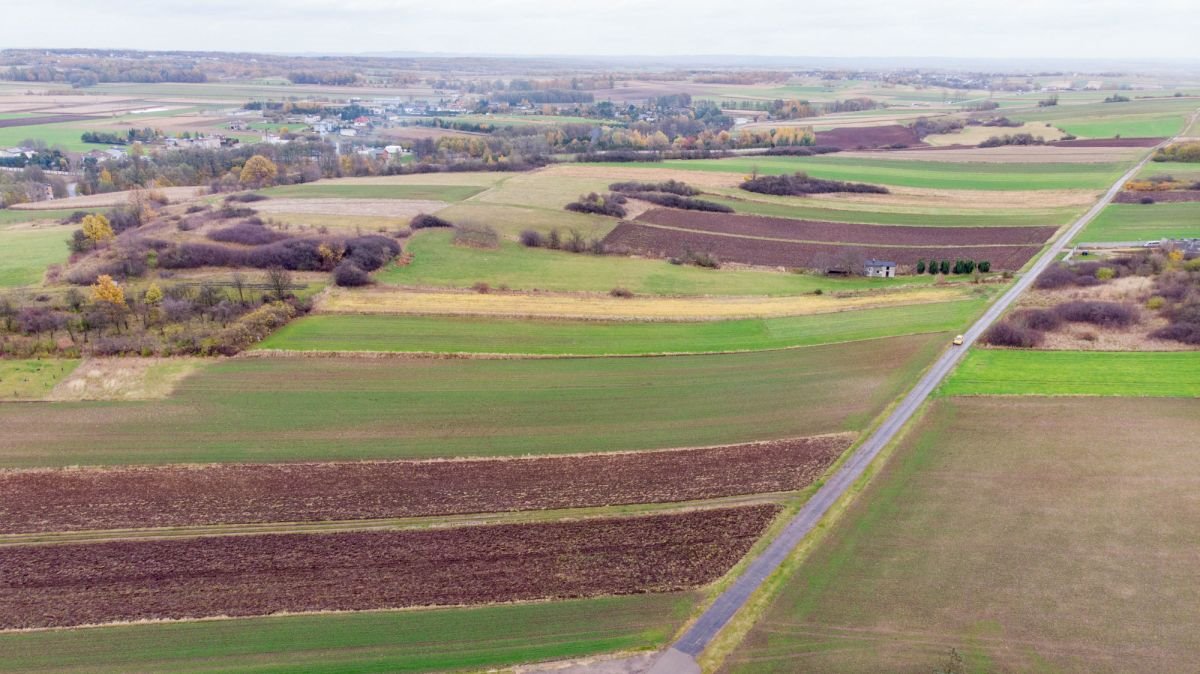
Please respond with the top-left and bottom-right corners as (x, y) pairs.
(864, 259), (897, 278)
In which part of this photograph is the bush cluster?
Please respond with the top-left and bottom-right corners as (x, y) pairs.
(630, 192), (734, 212)
(411, 213), (453, 229)
(520, 228), (607, 255)
(608, 180), (699, 196)
(158, 234), (399, 273)
(565, 192), (627, 218)
(207, 222), (290, 246)
(740, 172), (888, 196)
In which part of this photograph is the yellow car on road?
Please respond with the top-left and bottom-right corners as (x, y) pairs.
(953, 335), (965, 346)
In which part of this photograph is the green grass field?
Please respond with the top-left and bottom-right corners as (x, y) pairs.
(0, 359), (79, 400)
(0, 123), (100, 151)
(380, 230), (936, 295)
(593, 156), (1127, 191)
(258, 183), (486, 201)
(0, 223), (73, 286)
(1007, 98), (1197, 139)
(939, 348), (1200, 397)
(725, 396), (1200, 673)
(708, 193), (1080, 228)
(258, 300), (984, 355)
(0, 333), (945, 467)
(1076, 202), (1200, 242)
(0, 594), (691, 674)
(0, 208), (84, 226)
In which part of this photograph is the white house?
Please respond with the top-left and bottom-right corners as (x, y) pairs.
(864, 259), (897, 278)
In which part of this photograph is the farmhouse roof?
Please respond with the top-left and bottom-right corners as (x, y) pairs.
(865, 259), (896, 267)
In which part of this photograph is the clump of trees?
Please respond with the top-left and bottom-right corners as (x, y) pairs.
(565, 192), (627, 217)
(411, 213), (454, 229)
(741, 172), (889, 196)
(608, 180), (699, 196)
(1153, 142), (1200, 163)
(979, 133), (1047, 148)
(915, 259), (990, 275)
(519, 228), (607, 255)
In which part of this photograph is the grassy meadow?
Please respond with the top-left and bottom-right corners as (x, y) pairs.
(379, 230), (937, 295)
(258, 183), (486, 201)
(0, 594), (692, 674)
(0, 333), (946, 467)
(0, 359), (79, 400)
(0, 223), (73, 287)
(258, 299), (985, 355)
(725, 396), (1200, 673)
(1075, 202), (1200, 242)
(939, 348), (1200, 397)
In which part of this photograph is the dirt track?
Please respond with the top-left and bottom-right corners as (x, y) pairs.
(0, 505), (778, 629)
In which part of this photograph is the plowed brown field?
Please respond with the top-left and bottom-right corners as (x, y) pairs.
(0, 437), (846, 534)
(0, 505), (779, 629)
(604, 221), (1042, 270)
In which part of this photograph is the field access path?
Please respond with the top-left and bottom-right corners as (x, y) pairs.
(648, 109), (1200, 674)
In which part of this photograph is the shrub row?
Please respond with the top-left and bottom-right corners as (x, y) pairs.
(565, 192), (627, 218)
(608, 180), (699, 196)
(740, 172), (888, 196)
(206, 222), (290, 246)
(630, 192), (734, 212)
(159, 235), (399, 273)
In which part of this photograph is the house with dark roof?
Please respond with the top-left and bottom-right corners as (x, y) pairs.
(864, 259), (897, 278)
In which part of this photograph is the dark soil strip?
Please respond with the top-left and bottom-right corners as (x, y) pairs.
(0, 114), (98, 129)
(0, 505), (779, 629)
(635, 209), (1056, 246)
(603, 221), (1041, 270)
(1114, 190), (1200, 203)
(0, 437), (845, 535)
(814, 125), (925, 150)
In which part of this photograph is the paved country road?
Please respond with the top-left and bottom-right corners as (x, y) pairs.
(648, 111), (1200, 674)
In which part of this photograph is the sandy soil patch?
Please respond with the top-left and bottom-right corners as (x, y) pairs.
(320, 285), (969, 321)
(252, 198), (447, 218)
(48, 358), (204, 401)
(11, 186), (206, 211)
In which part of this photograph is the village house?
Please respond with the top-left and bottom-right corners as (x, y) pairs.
(864, 259), (897, 278)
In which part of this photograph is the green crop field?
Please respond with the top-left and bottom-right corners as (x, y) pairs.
(594, 156), (1127, 190)
(1076, 202), (1200, 242)
(0, 333), (945, 467)
(379, 230), (936, 295)
(725, 396), (1200, 673)
(707, 193), (1080, 228)
(0, 123), (100, 151)
(258, 183), (486, 201)
(0, 594), (691, 674)
(0, 359), (79, 400)
(258, 299), (984, 355)
(0, 223), (74, 286)
(0, 209), (87, 226)
(1137, 163), (1200, 181)
(939, 348), (1200, 397)
(1007, 98), (1197, 139)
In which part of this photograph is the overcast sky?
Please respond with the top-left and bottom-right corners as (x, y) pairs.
(6, 0), (1199, 61)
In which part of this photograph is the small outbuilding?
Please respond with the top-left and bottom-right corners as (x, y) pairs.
(864, 259), (897, 278)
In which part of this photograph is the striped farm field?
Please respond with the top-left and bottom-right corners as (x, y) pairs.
(258, 299), (986, 355)
(590, 156), (1128, 190)
(939, 348), (1200, 397)
(1075, 202), (1200, 242)
(0, 333), (946, 467)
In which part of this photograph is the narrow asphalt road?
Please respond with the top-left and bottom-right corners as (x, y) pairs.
(650, 114), (1198, 673)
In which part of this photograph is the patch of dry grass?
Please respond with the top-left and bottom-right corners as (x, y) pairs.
(48, 358), (206, 401)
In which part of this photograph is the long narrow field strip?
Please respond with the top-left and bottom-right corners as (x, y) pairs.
(0, 208), (88, 226)
(379, 230), (936, 296)
(0, 505), (777, 630)
(319, 285), (975, 321)
(592, 156), (1127, 190)
(0, 360), (80, 401)
(1075, 202), (1200, 242)
(258, 183), (486, 201)
(604, 221), (1042, 270)
(636, 209), (1057, 246)
(259, 300), (985, 355)
(939, 348), (1200, 397)
(0, 224), (74, 287)
(0, 593), (692, 674)
(0, 437), (846, 535)
(707, 193), (1082, 228)
(724, 397), (1200, 673)
(0, 334), (945, 467)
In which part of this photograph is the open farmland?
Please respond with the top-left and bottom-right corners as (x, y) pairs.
(724, 397), (1200, 673)
(1074, 202), (1200, 242)
(0, 437), (845, 535)
(258, 300), (985, 355)
(1005, 97), (1196, 138)
(319, 285), (973, 321)
(939, 348), (1200, 397)
(603, 221), (1043, 270)
(634, 209), (1057, 246)
(379, 230), (938, 295)
(258, 183), (486, 201)
(0, 593), (693, 674)
(0, 505), (778, 629)
(595, 156), (1127, 190)
(0, 335), (945, 467)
